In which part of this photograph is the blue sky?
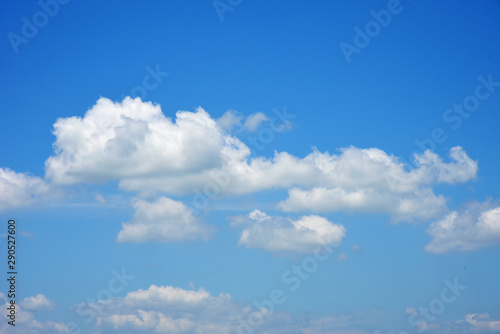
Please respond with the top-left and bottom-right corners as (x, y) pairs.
(1, 0), (500, 333)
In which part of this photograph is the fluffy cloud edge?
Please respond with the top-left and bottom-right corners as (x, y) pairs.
(425, 199), (500, 253)
(42, 98), (478, 223)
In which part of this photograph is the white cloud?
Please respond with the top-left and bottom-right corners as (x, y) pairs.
(120, 147), (475, 224)
(279, 186), (447, 222)
(45, 97), (247, 186)
(117, 197), (216, 243)
(277, 146), (477, 222)
(216, 109), (242, 132)
(21, 294), (56, 311)
(217, 110), (273, 132)
(351, 244), (364, 254)
(0, 168), (53, 211)
(89, 284), (381, 334)
(44, 98), (478, 222)
(405, 307), (417, 315)
(95, 193), (107, 204)
(425, 199), (500, 253)
(243, 112), (268, 131)
(89, 284), (256, 333)
(230, 210), (346, 254)
(465, 313), (500, 332)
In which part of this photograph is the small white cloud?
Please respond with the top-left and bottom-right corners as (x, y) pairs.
(230, 210), (346, 254)
(243, 112), (268, 131)
(351, 244), (364, 254)
(425, 199), (500, 253)
(405, 307), (417, 315)
(217, 109), (242, 132)
(337, 253), (348, 261)
(20, 294), (56, 311)
(117, 197), (216, 243)
(95, 193), (107, 204)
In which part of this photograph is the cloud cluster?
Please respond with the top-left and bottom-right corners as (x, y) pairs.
(230, 210), (346, 254)
(117, 197), (216, 243)
(425, 200), (500, 253)
(89, 284), (254, 333)
(1, 97), (486, 253)
(43, 97), (478, 223)
(86, 284), (392, 334)
(277, 146), (477, 222)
